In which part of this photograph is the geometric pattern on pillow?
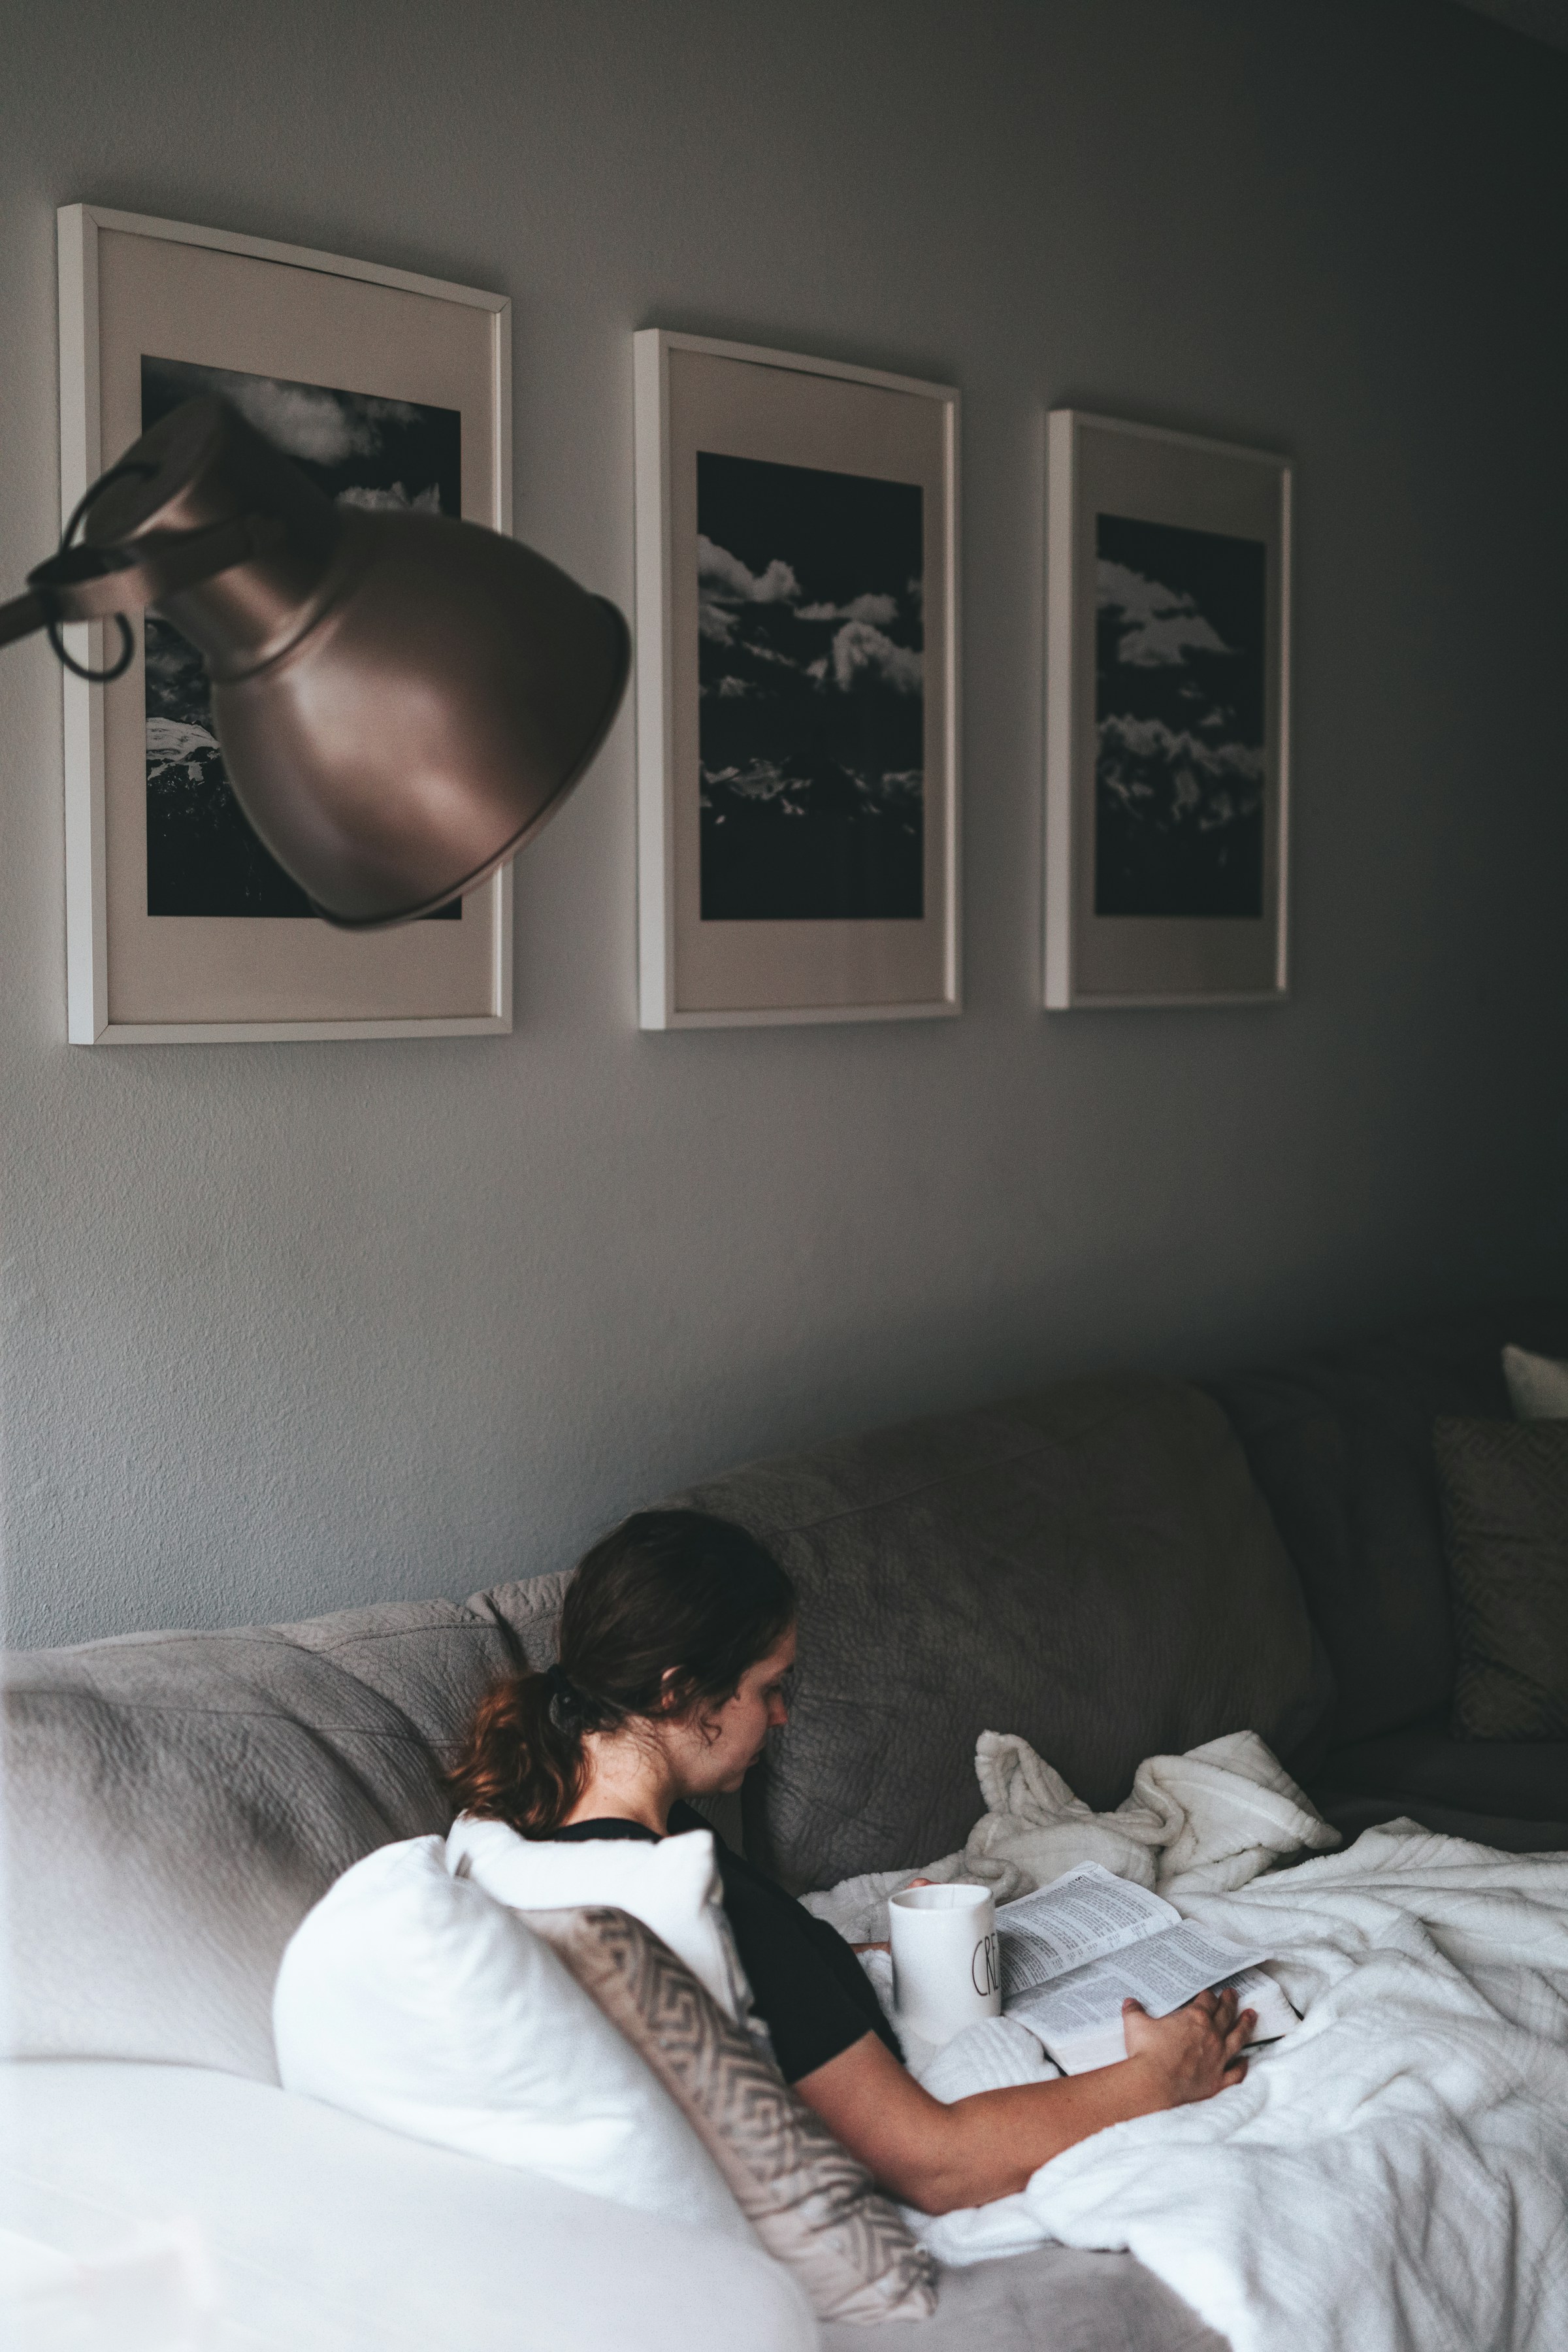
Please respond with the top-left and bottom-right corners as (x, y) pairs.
(525, 1905), (937, 2325)
(1435, 1416), (1568, 1741)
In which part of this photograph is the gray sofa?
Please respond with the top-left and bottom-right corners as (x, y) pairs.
(1210, 1300), (1568, 1846)
(5, 1302), (1562, 2351)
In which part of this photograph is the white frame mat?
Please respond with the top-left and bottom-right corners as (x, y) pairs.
(57, 204), (514, 1044)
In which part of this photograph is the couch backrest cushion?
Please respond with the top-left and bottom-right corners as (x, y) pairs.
(1, 1598), (516, 2081)
(464, 1568), (570, 1670)
(1207, 1302), (1568, 1752)
(666, 1373), (1332, 1893)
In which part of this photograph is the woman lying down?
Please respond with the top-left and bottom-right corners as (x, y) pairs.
(446, 1507), (1256, 2217)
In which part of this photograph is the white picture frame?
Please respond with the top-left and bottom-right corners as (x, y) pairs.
(1045, 408), (1292, 1010)
(57, 203), (514, 1044)
(634, 329), (960, 1029)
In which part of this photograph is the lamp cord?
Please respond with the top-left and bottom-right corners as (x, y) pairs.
(46, 459), (157, 683)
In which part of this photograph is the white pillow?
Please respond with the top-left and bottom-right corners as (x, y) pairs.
(447, 1816), (753, 2025)
(272, 1836), (751, 2240)
(1503, 1343), (1568, 1420)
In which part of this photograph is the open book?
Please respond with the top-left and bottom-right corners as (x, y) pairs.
(996, 1861), (1299, 2075)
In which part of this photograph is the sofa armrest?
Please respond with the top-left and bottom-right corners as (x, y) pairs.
(1, 2059), (816, 2352)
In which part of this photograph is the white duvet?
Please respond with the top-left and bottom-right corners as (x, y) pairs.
(915, 1822), (1568, 2352)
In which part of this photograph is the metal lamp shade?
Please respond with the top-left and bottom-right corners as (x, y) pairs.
(82, 396), (629, 927)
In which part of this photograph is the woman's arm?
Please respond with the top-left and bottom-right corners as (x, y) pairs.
(794, 1987), (1254, 2216)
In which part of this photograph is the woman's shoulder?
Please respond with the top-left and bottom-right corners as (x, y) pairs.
(550, 1816), (663, 1843)
(450, 1808), (662, 1848)
(668, 1803), (802, 1915)
(668, 1798), (764, 1874)
(668, 1799), (720, 1840)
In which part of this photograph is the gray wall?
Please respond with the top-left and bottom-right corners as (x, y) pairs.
(2, 1), (1565, 1651)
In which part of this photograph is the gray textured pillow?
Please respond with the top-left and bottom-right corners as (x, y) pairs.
(1503, 1344), (1568, 1421)
(526, 1904), (936, 2325)
(672, 1374), (1329, 1891)
(1435, 1417), (1568, 1740)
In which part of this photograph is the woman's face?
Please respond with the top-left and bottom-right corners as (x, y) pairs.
(669, 1623), (797, 1797)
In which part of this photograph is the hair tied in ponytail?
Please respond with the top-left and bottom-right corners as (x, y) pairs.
(544, 1662), (583, 1729)
(447, 1509), (795, 1838)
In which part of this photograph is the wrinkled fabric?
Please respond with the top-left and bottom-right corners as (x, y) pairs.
(915, 1824), (1568, 2352)
(968, 1726), (1338, 1899)
(912, 2014), (1060, 2102)
(802, 1728), (1337, 1942)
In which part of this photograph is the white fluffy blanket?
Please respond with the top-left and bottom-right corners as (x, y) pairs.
(913, 1824), (1568, 2352)
(803, 1727), (1339, 1943)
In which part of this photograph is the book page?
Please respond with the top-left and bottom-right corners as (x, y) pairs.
(996, 1861), (1182, 1994)
(1094, 1919), (1270, 2013)
(1031, 2018), (1135, 2076)
(1007, 1918), (1269, 2056)
(1021, 1959), (1299, 2078)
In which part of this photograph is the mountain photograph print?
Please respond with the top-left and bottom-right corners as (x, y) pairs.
(696, 451), (924, 922)
(1043, 408), (1288, 1008)
(634, 329), (956, 1027)
(1093, 512), (1266, 920)
(140, 356), (462, 919)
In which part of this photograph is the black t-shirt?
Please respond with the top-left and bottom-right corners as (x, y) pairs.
(549, 1802), (902, 2084)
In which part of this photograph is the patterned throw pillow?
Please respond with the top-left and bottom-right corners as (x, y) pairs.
(525, 1904), (938, 2325)
(1435, 1417), (1568, 1740)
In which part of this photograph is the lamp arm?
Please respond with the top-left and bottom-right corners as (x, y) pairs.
(3, 513), (280, 646)
(0, 587), (52, 653)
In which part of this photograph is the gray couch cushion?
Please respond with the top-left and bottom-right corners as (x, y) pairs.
(1312, 1708), (1568, 1850)
(1317, 1793), (1568, 1853)
(1, 1597), (515, 2081)
(668, 1374), (1331, 1893)
(821, 2244), (1228, 2352)
(1433, 1416), (1568, 1740)
(1209, 1301), (1568, 1751)
(464, 1566), (571, 1669)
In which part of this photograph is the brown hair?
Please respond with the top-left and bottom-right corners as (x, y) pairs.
(446, 1509), (796, 1837)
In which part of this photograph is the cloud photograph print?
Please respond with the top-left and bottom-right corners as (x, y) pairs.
(1093, 512), (1267, 920)
(696, 451), (924, 921)
(140, 356), (463, 919)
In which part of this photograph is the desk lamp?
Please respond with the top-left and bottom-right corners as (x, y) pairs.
(0, 393), (630, 926)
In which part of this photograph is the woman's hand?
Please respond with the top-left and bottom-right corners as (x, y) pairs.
(1120, 1986), (1255, 2108)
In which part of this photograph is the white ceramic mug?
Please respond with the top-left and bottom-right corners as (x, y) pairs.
(888, 1882), (1002, 2044)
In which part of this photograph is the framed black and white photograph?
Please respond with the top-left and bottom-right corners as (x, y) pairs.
(1044, 410), (1290, 1009)
(634, 330), (958, 1027)
(58, 205), (512, 1042)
